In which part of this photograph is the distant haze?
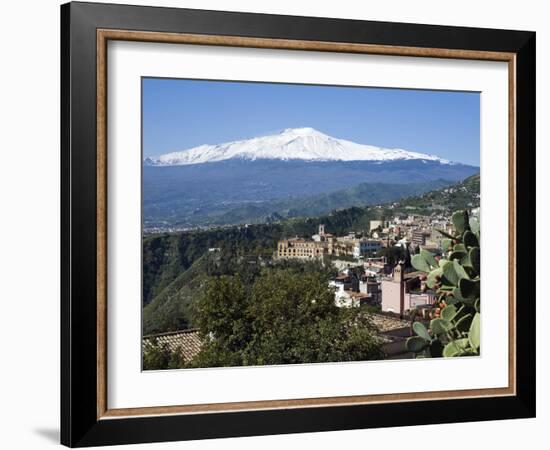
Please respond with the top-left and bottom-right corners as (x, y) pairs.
(143, 78), (480, 166)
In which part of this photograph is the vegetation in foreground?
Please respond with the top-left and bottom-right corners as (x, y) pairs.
(406, 210), (481, 357)
(143, 266), (383, 370)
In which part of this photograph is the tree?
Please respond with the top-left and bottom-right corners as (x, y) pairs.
(189, 268), (383, 368)
(376, 245), (405, 265)
(192, 275), (251, 367)
(143, 339), (186, 370)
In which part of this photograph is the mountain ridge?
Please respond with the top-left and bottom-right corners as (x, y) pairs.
(201, 178), (454, 226)
(144, 127), (455, 166)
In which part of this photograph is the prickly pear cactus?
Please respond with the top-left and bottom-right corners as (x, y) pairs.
(406, 210), (480, 358)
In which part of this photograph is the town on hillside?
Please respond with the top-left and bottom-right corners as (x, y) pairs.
(143, 207), (479, 365)
(274, 208), (480, 314)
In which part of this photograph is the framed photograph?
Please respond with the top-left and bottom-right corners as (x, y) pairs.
(61, 1), (536, 447)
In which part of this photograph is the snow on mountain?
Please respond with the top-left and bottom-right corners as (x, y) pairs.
(144, 127), (452, 166)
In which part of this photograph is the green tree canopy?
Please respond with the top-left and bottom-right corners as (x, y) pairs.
(190, 268), (383, 368)
(376, 245), (405, 265)
(143, 340), (186, 371)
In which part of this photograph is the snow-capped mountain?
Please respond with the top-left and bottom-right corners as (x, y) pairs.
(144, 127), (451, 166)
(142, 127), (478, 229)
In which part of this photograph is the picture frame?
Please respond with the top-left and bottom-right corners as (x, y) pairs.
(61, 1), (536, 447)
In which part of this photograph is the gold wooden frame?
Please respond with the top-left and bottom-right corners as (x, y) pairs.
(96, 29), (516, 420)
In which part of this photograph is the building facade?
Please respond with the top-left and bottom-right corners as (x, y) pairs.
(277, 238), (326, 259)
(411, 230), (431, 246)
(353, 239), (382, 257)
(277, 225), (383, 260)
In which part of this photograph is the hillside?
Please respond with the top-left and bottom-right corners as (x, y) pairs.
(143, 224), (283, 306)
(209, 178), (453, 226)
(143, 161), (478, 229)
(143, 255), (208, 334)
(396, 173), (480, 213)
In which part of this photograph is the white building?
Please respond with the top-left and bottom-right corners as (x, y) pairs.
(353, 239), (383, 258)
(370, 220), (385, 231)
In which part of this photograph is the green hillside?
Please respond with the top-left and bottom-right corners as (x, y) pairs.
(207, 179), (453, 226)
(396, 173), (480, 214)
(143, 255), (209, 334)
(142, 224), (284, 307)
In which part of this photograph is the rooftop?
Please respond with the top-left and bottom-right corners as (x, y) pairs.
(370, 314), (410, 333)
(142, 329), (202, 363)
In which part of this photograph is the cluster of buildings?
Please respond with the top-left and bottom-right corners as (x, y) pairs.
(370, 216), (454, 252)
(276, 211), (464, 264)
(329, 271), (382, 308)
(276, 222), (447, 316)
(276, 224), (382, 260)
(328, 258), (437, 315)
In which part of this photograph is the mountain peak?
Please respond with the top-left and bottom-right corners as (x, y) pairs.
(280, 127), (325, 136)
(145, 129), (453, 166)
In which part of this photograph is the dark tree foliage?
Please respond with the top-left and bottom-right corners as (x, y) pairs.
(142, 340), (186, 371)
(376, 246), (405, 265)
(188, 268), (383, 368)
(142, 235), (186, 306)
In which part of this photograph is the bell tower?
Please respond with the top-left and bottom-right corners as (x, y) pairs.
(319, 224), (325, 236)
(393, 262), (404, 283)
(393, 261), (406, 318)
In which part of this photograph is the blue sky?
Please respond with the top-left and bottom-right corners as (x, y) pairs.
(142, 78), (480, 166)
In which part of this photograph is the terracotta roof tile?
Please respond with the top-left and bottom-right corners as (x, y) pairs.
(143, 329), (202, 363)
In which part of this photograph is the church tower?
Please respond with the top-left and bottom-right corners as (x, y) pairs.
(393, 260), (406, 318)
(393, 261), (405, 283)
(319, 224), (325, 236)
